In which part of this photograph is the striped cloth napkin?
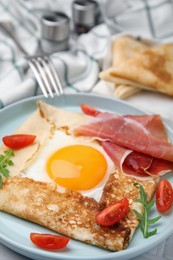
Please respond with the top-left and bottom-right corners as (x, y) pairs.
(0, 0), (173, 109)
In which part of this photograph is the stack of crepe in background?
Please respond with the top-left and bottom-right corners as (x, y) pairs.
(99, 36), (173, 99)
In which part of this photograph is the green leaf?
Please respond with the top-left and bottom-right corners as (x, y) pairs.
(138, 222), (144, 234)
(0, 167), (9, 178)
(139, 185), (147, 205)
(0, 176), (2, 188)
(136, 198), (145, 204)
(148, 216), (161, 224)
(146, 199), (155, 210)
(8, 160), (14, 166)
(133, 182), (161, 239)
(147, 229), (158, 238)
(133, 209), (144, 220)
(0, 149), (14, 187)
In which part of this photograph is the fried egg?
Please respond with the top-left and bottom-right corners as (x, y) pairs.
(22, 130), (115, 201)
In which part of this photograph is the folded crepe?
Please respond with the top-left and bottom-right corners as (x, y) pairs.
(100, 36), (173, 97)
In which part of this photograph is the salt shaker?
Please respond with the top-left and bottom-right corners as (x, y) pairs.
(41, 12), (70, 54)
(72, 0), (98, 35)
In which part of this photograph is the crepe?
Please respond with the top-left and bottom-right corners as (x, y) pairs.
(100, 36), (152, 98)
(0, 100), (158, 251)
(100, 36), (173, 97)
(0, 110), (52, 178)
(111, 35), (151, 67)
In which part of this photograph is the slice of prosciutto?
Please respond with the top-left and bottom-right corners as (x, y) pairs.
(102, 141), (173, 179)
(77, 104), (173, 179)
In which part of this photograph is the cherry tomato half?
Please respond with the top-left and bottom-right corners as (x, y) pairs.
(80, 104), (100, 117)
(2, 134), (36, 149)
(96, 198), (129, 226)
(30, 233), (70, 250)
(156, 179), (173, 213)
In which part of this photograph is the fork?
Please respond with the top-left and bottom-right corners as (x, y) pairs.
(0, 22), (63, 98)
(26, 55), (63, 98)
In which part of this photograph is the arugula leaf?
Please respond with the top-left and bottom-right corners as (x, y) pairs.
(0, 149), (14, 188)
(0, 176), (2, 188)
(133, 183), (161, 238)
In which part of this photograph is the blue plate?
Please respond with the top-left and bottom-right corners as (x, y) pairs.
(0, 93), (173, 260)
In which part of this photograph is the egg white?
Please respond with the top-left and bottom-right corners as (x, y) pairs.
(21, 130), (116, 201)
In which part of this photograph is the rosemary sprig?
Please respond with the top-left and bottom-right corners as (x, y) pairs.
(0, 149), (14, 188)
(133, 183), (161, 238)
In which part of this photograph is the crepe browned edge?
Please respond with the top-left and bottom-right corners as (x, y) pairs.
(0, 100), (158, 251)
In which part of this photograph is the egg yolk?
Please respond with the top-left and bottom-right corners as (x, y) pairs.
(46, 145), (107, 191)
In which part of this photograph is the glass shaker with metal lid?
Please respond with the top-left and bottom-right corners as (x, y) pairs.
(72, 0), (98, 35)
(41, 12), (70, 54)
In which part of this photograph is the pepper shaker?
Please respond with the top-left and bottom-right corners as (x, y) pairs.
(40, 12), (70, 54)
(72, 0), (98, 35)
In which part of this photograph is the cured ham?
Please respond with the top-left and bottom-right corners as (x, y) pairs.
(78, 104), (173, 179)
(102, 141), (173, 179)
(75, 112), (173, 161)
